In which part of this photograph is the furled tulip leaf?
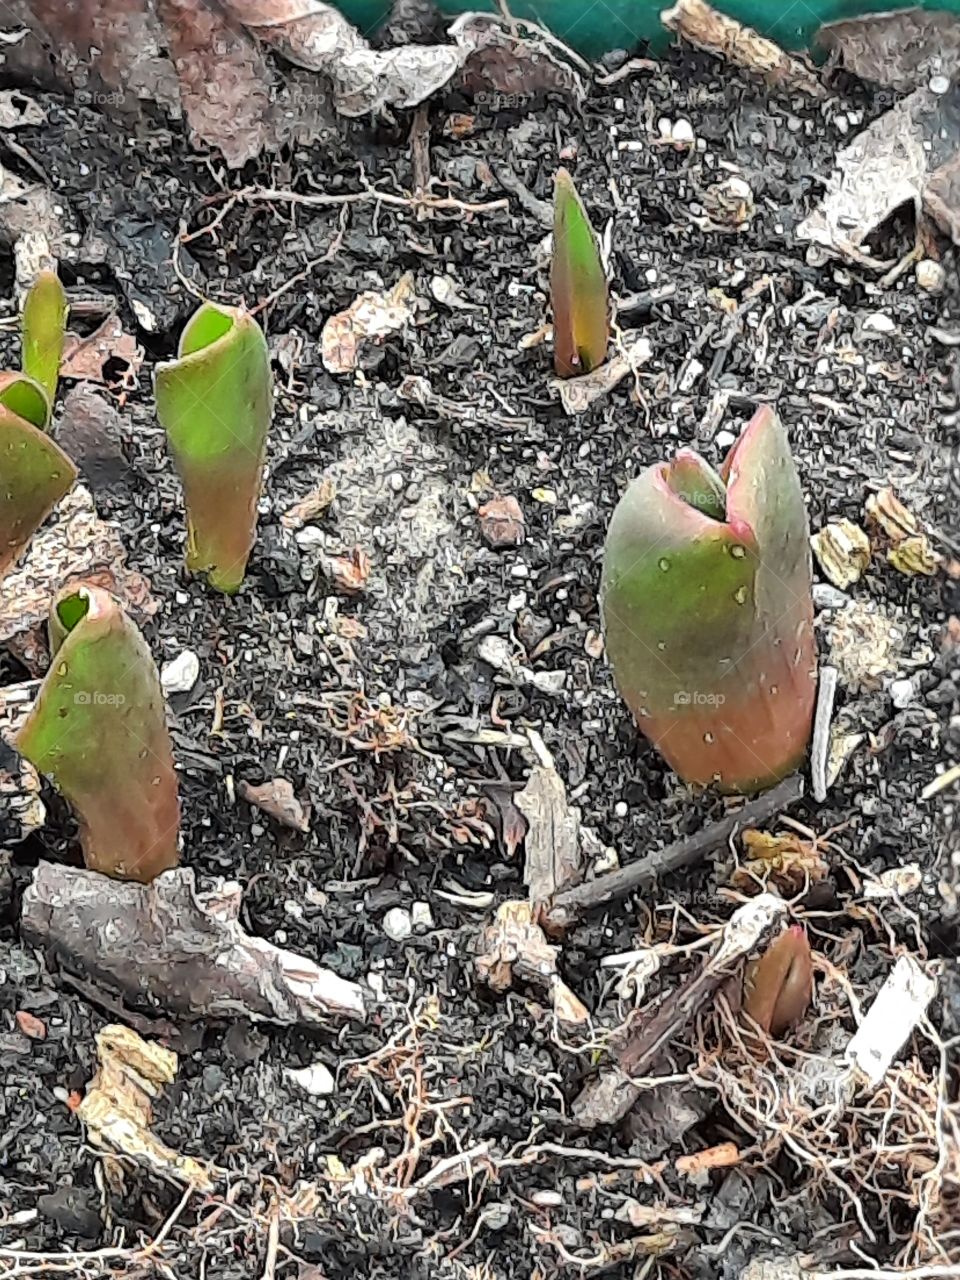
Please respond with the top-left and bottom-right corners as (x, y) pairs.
(22, 268), (68, 402)
(742, 925), (813, 1036)
(16, 584), (180, 883)
(601, 406), (816, 794)
(155, 302), (273, 594)
(550, 168), (609, 378)
(0, 371), (76, 579)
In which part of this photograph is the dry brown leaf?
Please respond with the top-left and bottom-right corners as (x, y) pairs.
(553, 336), (651, 415)
(281, 476), (336, 530)
(322, 274), (417, 375)
(478, 496), (525, 549)
(817, 10), (960, 91)
(60, 314), (143, 385)
(239, 778), (310, 833)
(865, 487), (920, 542)
(475, 899), (587, 1025)
(662, 0), (824, 97)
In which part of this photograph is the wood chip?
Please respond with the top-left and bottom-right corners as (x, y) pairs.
(811, 520), (871, 588)
(60, 313), (143, 384)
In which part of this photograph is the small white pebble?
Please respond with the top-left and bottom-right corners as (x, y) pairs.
(160, 649), (200, 696)
(531, 1189), (564, 1207)
(614, 800), (628, 817)
(411, 901), (434, 931)
(383, 907), (413, 942)
(286, 1062), (335, 1096)
(510, 563), (529, 579)
(672, 119), (694, 144)
(715, 429), (737, 451)
(889, 678), (915, 710)
(863, 312), (896, 334)
(930, 74), (951, 94)
(916, 259), (945, 294)
(295, 526), (324, 549)
(390, 472), (404, 492)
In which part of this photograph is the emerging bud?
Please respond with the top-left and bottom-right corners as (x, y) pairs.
(155, 302), (273, 594)
(601, 406), (816, 793)
(16, 584), (180, 883)
(742, 925), (813, 1036)
(550, 168), (609, 378)
(22, 268), (68, 402)
(0, 371), (76, 579)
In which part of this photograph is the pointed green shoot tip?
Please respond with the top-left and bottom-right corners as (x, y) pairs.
(0, 372), (76, 580)
(550, 167), (609, 379)
(16, 583), (181, 884)
(22, 269), (68, 404)
(155, 302), (273, 594)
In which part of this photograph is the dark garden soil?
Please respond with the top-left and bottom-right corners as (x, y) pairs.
(1, 36), (959, 1280)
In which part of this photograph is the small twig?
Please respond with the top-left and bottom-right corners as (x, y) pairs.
(811, 665), (838, 803)
(409, 104), (432, 221)
(548, 774), (804, 925)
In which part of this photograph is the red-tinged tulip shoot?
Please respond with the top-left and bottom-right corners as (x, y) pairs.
(22, 268), (68, 402)
(0, 371), (76, 579)
(550, 168), (609, 378)
(601, 406), (816, 794)
(742, 925), (813, 1037)
(155, 302), (273, 594)
(16, 584), (180, 883)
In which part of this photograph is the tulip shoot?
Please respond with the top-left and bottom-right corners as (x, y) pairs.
(155, 302), (273, 594)
(17, 584), (181, 883)
(550, 168), (609, 378)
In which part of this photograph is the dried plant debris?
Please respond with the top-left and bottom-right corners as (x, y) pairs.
(865, 487), (943, 576)
(661, 0), (825, 97)
(515, 733), (582, 903)
(475, 899), (588, 1025)
(21, 863), (366, 1025)
(239, 777), (310, 833)
(78, 1024), (214, 1190)
(825, 600), (904, 693)
(553, 335), (651, 414)
(798, 87), (960, 260)
(811, 519), (871, 588)
(817, 9), (960, 91)
(846, 955), (937, 1086)
(321, 274), (418, 375)
(15, 2), (581, 165)
(732, 827), (830, 895)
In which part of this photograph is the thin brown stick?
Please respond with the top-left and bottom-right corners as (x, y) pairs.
(547, 774), (804, 925)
